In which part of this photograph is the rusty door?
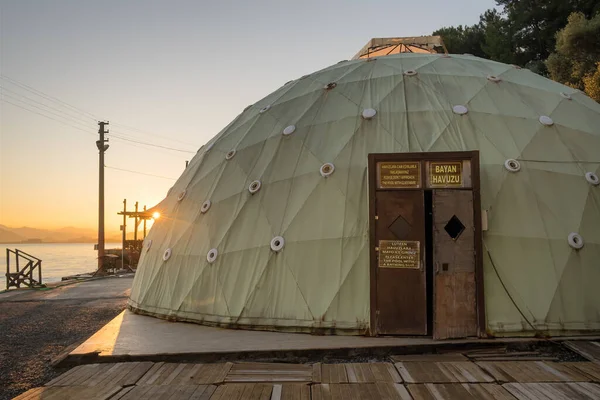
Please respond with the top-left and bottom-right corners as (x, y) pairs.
(375, 190), (427, 335)
(432, 190), (477, 339)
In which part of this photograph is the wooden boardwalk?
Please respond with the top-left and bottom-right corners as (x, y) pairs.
(13, 355), (600, 399)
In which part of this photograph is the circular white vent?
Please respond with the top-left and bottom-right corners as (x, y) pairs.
(362, 108), (377, 119)
(201, 200), (211, 213)
(539, 116), (554, 126)
(504, 159), (521, 172)
(259, 105), (271, 113)
(162, 248), (172, 261)
(487, 75), (501, 82)
(453, 105), (468, 115)
(324, 82), (337, 90)
(146, 239), (153, 250)
(320, 163), (335, 177)
(283, 125), (296, 136)
(249, 180), (262, 194)
(585, 172), (599, 186)
(207, 248), (218, 263)
(560, 92), (572, 100)
(225, 150), (236, 160)
(270, 236), (285, 252)
(177, 190), (187, 201)
(404, 70), (417, 76)
(568, 233), (584, 250)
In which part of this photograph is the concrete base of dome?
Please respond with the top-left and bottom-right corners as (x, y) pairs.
(60, 309), (600, 368)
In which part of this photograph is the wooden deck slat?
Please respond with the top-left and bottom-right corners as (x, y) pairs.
(321, 364), (348, 383)
(225, 363), (312, 383)
(565, 341), (600, 364)
(562, 362), (600, 381)
(189, 384), (217, 400)
(120, 361), (155, 386)
(94, 362), (137, 387)
(210, 383), (272, 400)
(408, 383), (514, 400)
(344, 363), (402, 383)
(12, 385), (121, 400)
(136, 363), (232, 386)
(477, 361), (590, 383)
(197, 362), (233, 384)
(311, 383), (412, 399)
(312, 363), (322, 383)
(391, 353), (468, 362)
(54, 365), (92, 386)
(44, 366), (80, 386)
(137, 362), (165, 385)
(280, 384), (310, 400)
(395, 361), (493, 383)
(503, 382), (600, 400)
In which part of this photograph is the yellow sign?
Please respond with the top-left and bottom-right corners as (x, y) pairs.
(378, 240), (420, 269)
(429, 161), (462, 187)
(378, 162), (421, 189)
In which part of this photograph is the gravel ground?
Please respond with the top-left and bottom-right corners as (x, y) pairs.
(0, 287), (128, 400)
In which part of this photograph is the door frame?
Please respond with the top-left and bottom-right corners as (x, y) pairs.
(367, 151), (485, 337)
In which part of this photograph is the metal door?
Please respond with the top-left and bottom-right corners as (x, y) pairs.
(375, 190), (427, 335)
(432, 190), (477, 339)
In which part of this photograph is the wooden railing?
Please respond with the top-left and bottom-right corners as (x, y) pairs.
(5, 249), (44, 290)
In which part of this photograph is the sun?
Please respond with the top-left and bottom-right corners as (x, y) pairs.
(152, 212), (160, 220)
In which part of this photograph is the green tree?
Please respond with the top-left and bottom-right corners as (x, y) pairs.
(546, 11), (600, 101)
(480, 9), (516, 64)
(432, 25), (486, 57)
(496, 0), (600, 64)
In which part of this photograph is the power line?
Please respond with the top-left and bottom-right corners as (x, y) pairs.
(105, 164), (177, 180)
(1, 91), (96, 131)
(110, 122), (199, 147)
(0, 85), (94, 125)
(108, 133), (197, 153)
(1, 99), (97, 136)
(1, 74), (200, 153)
(0, 74), (99, 121)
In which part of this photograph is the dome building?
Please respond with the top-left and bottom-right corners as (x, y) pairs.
(129, 37), (600, 339)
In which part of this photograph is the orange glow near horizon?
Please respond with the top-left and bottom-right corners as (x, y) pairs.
(152, 212), (160, 220)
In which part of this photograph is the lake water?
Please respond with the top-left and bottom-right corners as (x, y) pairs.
(1, 243), (121, 289)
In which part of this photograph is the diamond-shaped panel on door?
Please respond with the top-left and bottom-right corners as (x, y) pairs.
(388, 214), (412, 239)
(444, 215), (465, 240)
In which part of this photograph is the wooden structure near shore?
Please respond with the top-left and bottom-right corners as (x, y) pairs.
(5, 248), (44, 290)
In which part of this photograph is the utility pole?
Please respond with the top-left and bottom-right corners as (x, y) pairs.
(122, 199), (127, 269)
(97, 121), (109, 271)
(143, 205), (147, 238)
(134, 201), (139, 242)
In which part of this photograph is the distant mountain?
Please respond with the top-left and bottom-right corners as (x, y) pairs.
(0, 226), (24, 243)
(0, 225), (121, 244)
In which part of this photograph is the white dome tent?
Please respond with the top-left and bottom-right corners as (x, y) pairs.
(129, 37), (600, 338)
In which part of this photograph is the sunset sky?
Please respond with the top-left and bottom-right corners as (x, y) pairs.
(0, 0), (496, 233)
